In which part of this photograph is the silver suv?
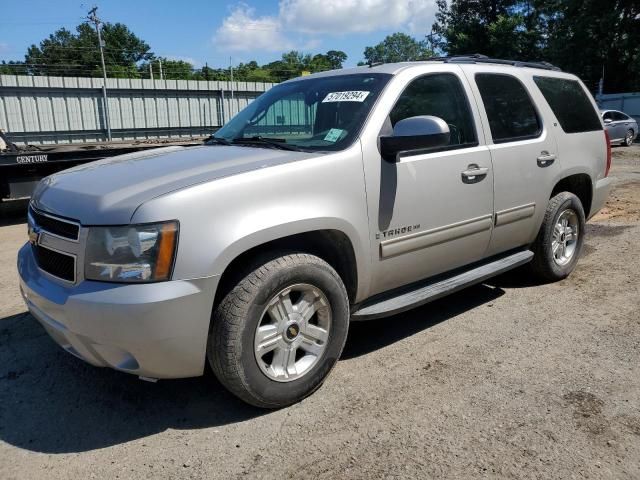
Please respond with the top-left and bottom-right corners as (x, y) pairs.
(18, 57), (613, 407)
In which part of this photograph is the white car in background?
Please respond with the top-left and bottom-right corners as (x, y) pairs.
(601, 109), (637, 146)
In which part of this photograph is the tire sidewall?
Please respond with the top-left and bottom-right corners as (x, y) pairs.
(625, 130), (634, 146)
(236, 260), (349, 407)
(544, 194), (585, 278)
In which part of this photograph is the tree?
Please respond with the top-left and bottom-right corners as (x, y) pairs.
(24, 22), (152, 77)
(535, 0), (640, 93)
(3, 20), (347, 83)
(326, 50), (348, 69)
(0, 60), (28, 75)
(362, 33), (433, 64)
(432, 0), (541, 60)
(432, 0), (640, 93)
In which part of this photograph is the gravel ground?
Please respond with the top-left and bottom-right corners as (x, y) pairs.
(1, 146), (639, 479)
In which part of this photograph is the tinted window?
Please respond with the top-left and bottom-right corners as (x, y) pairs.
(612, 111), (629, 121)
(533, 76), (602, 133)
(475, 73), (541, 143)
(603, 111), (613, 121)
(390, 73), (477, 147)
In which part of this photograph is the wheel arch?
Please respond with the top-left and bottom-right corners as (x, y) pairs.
(550, 173), (593, 218)
(213, 227), (361, 309)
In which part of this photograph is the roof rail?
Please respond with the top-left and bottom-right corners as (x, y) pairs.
(424, 54), (562, 71)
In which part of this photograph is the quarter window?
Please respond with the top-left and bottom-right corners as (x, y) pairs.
(533, 76), (602, 133)
(389, 73), (477, 148)
(475, 73), (541, 143)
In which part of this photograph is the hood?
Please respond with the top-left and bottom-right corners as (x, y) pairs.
(31, 145), (316, 224)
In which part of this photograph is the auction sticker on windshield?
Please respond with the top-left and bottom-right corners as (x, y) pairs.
(322, 91), (370, 102)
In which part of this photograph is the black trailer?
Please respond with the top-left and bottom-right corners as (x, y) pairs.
(0, 132), (205, 201)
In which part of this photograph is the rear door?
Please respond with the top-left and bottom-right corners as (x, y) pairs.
(464, 68), (561, 256)
(612, 111), (632, 140)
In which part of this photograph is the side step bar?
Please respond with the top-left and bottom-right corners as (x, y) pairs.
(351, 250), (534, 321)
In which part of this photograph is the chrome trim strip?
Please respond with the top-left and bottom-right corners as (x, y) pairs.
(29, 205), (81, 243)
(495, 202), (536, 227)
(33, 243), (77, 284)
(380, 214), (494, 258)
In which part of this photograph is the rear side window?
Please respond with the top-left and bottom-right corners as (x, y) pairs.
(475, 73), (541, 143)
(612, 111), (629, 121)
(533, 76), (602, 133)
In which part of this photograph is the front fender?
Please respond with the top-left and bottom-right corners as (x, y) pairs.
(131, 147), (372, 300)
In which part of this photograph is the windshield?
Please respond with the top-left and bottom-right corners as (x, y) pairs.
(213, 73), (391, 152)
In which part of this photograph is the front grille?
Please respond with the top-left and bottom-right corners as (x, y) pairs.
(32, 245), (76, 282)
(29, 207), (80, 241)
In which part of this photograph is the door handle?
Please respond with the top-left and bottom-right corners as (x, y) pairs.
(537, 152), (556, 167)
(461, 164), (489, 183)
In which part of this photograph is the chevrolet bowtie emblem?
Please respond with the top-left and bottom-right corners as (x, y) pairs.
(28, 225), (40, 245)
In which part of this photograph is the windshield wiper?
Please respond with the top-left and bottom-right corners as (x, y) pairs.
(206, 136), (232, 146)
(232, 136), (304, 152)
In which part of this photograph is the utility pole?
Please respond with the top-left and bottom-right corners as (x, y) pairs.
(149, 62), (153, 80)
(87, 6), (112, 141)
(159, 59), (163, 80)
(229, 56), (234, 116)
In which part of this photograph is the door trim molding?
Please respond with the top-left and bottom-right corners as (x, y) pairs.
(380, 214), (493, 258)
(495, 202), (536, 227)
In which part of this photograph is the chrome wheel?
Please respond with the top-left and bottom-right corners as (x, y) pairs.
(625, 130), (634, 146)
(552, 209), (579, 266)
(254, 283), (332, 382)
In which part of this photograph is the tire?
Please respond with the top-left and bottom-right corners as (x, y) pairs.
(623, 129), (634, 147)
(208, 252), (350, 408)
(530, 192), (585, 282)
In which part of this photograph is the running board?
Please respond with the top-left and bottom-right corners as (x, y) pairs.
(351, 250), (534, 321)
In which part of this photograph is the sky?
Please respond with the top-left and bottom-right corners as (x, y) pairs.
(0, 0), (440, 69)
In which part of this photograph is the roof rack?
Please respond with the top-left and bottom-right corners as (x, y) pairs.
(425, 54), (562, 71)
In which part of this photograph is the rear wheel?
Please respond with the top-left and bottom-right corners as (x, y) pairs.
(208, 253), (349, 408)
(624, 129), (634, 147)
(530, 192), (585, 282)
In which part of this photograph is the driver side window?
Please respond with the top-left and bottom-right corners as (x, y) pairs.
(389, 73), (478, 148)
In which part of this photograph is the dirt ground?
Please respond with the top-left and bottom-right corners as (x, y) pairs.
(1, 147), (639, 479)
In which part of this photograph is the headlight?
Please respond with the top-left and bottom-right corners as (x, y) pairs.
(85, 221), (178, 283)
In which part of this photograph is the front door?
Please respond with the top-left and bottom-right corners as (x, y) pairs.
(362, 70), (495, 296)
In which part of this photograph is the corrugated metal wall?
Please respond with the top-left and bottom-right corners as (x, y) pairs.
(0, 75), (275, 144)
(597, 92), (640, 124)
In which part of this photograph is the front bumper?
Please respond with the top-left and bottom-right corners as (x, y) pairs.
(18, 243), (219, 379)
(588, 176), (614, 220)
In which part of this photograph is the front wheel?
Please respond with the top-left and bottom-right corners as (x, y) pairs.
(208, 253), (350, 408)
(530, 192), (585, 282)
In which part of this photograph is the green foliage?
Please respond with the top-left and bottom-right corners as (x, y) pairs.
(24, 23), (152, 77)
(432, 0), (540, 59)
(535, 0), (640, 93)
(431, 0), (640, 93)
(1, 21), (348, 83)
(4, 4), (639, 93)
(362, 33), (434, 64)
(0, 61), (28, 75)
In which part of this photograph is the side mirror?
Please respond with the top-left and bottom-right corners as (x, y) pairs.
(604, 118), (613, 124)
(380, 115), (450, 161)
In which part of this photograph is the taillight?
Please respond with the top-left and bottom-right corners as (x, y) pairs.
(604, 130), (612, 177)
